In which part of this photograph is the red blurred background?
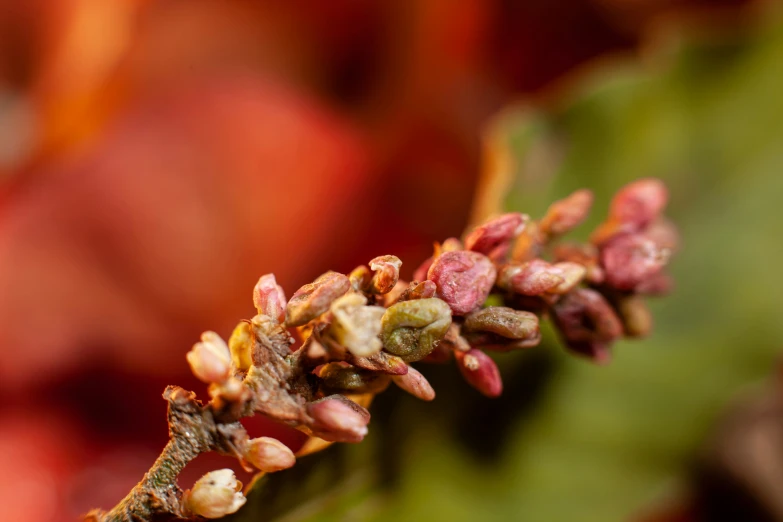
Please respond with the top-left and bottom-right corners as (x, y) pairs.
(0, 0), (754, 520)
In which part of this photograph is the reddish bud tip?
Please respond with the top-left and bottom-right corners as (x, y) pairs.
(253, 274), (287, 323)
(601, 234), (670, 291)
(610, 178), (668, 228)
(307, 396), (371, 443)
(244, 437), (296, 473)
(497, 259), (564, 296)
(457, 349), (503, 397)
(285, 271), (351, 326)
(427, 251), (497, 315)
(392, 365), (436, 401)
(540, 189), (594, 236)
(464, 213), (528, 255)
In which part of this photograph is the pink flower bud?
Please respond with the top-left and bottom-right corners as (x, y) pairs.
(307, 395), (371, 443)
(286, 271), (351, 326)
(427, 251), (496, 315)
(497, 259), (564, 296)
(540, 189), (594, 236)
(549, 262), (587, 294)
(392, 365), (436, 401)
(464, 213), (528, 255)
(244, 437), (296, 473)
(186, 331), (232, 384)
(456, 349), (503, 398)
(609, 178), (668, 228)
(252, 274), (287, 323)
(369, 255), (402, 294)
(551, 288), (623, 346)
(412, 256), (433, 283)
(184, 469), (246, 519)
(552, 242), (605, 284)
(601, 234), (669, 291)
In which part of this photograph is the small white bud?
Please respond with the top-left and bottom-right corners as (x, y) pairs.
(185, 469), (246, 519)
(244, 437), (296, 473)
(186, 331), (231, 384)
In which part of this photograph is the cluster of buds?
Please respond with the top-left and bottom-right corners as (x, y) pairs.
(179, 178), (675, 518)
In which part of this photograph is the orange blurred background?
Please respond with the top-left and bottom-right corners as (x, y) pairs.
(0, 1), (755, 520)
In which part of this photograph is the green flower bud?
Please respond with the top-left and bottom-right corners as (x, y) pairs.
(380, 298), (451, 362)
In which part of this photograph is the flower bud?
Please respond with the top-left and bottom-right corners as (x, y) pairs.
(349, 350), (409, 375)
(392, 365), (436, 401)
(185, 469), (246, 519)
(551, 288), (623, 346)
(609, 178), (668, 228)
(549, 262), (587, 294)
(634, 272), (674, 295)
(286, 271), (351, 326)
(540, 189), (593, 236)
(601, 234), (670, 291)
(456, 349), (503, 398)
(395, 280), (437, 303)
(328, 293), (385, 357)
(616, 294), (653, 338)
(552, 242), (604, 284)
(252, 274), (287, 323)
(317, 363), (389, 394)
(186, 331), (232, 384)
(380, 298), (452, 362)
(497, 259), (563, 296)
(464, 213), (528, 255)
(427, 251), (496, 315)
(412, 256), (433, 283)
(463, 306), (539, 341)
(244, 437), (296, 473)
(368, 255), (402, 294)
(307, 395), (370, 443)
(228, 321), (254, 371)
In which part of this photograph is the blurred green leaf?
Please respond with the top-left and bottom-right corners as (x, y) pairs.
(238, 9), (783, 522)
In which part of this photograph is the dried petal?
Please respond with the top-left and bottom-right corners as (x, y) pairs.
(186, 331), (232, 384)
(244, 437), (295, 473)
(610, 178), (668, 228)
(464, 213), (528, 255)
(228, 321), (254, 371)
(497, 259), (564, 296)
(307, 395), (370, 443)
(368, 255), (402, 294)
(463, 306), (539, 341)
(551, 288), (623, 345)
(285, 271), (351, 326)
(380, 298), (452, 362)
(540, 189), (593, 236)
(185, 469), (246, 519)
(328, 293), (385, 357)
(394, 280), (437, 303)
(601, 234), (670, 290)
(427, 251), (496, 315)
(392, 365), (436, 401)
(252, 274), (287, 323)
(456, 349), (503, 398)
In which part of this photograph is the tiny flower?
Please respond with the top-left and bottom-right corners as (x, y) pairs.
(186, 331), (232, 384)
(609, 177), (668, 228)
(427, 250), (496, 315)
(307, 395), (371, 443)
(286, 271), (351, 326)
(380, 298), (452, 362)
(464, 213), (528, 255)
(244, 437), (296, 473)
(228, 321), (254, 371)
(185, 469), (246, 519)
(463, 306), (539, 342)
(456, 349), (503, 398)
(252, 274), (287, 323)
(328, 293), (386, 357)
(368, 255), (402, 294)
(497, 259), (564, 296)
(539, 189), (593, 236)
(601, 234), (670, 290)
(392, 365), (436, 401)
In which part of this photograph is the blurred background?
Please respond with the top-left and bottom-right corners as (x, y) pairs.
(1, 0), (782, 521)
